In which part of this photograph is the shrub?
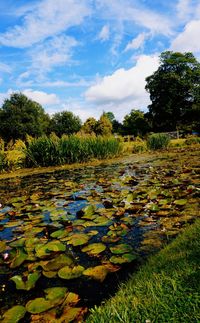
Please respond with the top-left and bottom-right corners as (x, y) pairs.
(185, 136), (200, 145)
(132, 137), (147, 153)
(147, 133), (170, 150)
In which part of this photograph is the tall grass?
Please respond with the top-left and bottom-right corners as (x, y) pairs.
(25, 134), (122, 167)
(147, 133), (170, 150)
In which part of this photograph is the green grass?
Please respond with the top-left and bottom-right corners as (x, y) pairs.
(86, 220), (200, 323)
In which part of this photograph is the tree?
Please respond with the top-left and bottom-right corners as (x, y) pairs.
(81, 117), (98, 134)
(96, 113), (112, 135)
(145, 51), (200, 131)
(50, 111), (82, 137)
(0, 93), (50, 141)
(123, 109), (150, 136)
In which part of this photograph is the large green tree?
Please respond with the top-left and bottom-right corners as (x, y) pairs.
(95, 113), (112, 135)
(81, 117), (98, 134)
(145, 51), (200, 131)
(0, 93), (50, 141)
(50, 111), (82, 136)
(123, 109), (150, 136)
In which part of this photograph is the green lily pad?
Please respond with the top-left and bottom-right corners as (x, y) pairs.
(50, 229), (69, 239)
(83, 265), (109, 282)
(58, 265), (85, 279)
(174, 199), (187, 206)
(147, 203), (160, 212)
(42, 270), (57, 278)
(26, 298), (53, 314)
(9, 238), (26, 248)
(35, 240), (66, 258)
(10, 271), (41, 290)
(81, 243), (106, 256)
(2, 305), (26, 323)
(10, 249), (27, 268)
(41, 254), (74, 271)
(66, 233), (90, 246)
(44, 287), (67, 301)
(110, 253), (137, 264)
(110, 243), (133, 254)
(77, 204), (96, 218)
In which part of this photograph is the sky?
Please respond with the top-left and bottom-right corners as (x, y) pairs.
(0, 0), (200, 122)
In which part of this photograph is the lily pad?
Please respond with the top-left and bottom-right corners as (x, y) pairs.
(41, 254), (74, 271)
(0, 241), (6, 253)
(10, 271), (41, 290)
(174, 199), (187, 206)
(35, 240), (66, 258)
(110, 243), (133, 255)
(83, 265), (109, 282)
(77, 204), (96, 218)
(66, 233), (90, 246)
(2, 305), (26, 323)
(44, 287), (67, 301)
(81, 243), (106, 256)
(58, 265), (85, 280)
(10, 248), (27, 268)
(26, 298), (53, 314)
(110, 253), (137, 264)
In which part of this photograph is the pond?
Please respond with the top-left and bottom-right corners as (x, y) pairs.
(0, 150), (199, 322)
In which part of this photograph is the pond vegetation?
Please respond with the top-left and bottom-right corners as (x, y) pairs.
(0, 145), (199, 322)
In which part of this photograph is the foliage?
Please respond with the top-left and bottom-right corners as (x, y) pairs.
(86, 219), (200, 322)
(49, 111), (82, 136)
(147, 133), (170, 150)
(123, 110), (150, 136)
(131, 137), (147, 153)
(145, 51), (200, 132)
(95, 113), (113, 136)
(25, 135), (122, 167)
(0, 93), (50, 141)
(81, 117), (98, 134)
(185, 136), (200, 145)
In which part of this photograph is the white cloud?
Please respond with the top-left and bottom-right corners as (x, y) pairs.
(125, 32), (149, 51)
(0, 0), (91, 47)
(171, 20), (200, 53)
(0, 62), (12, 73)
(29, 35), (78, 72)
(98, 25), (110, 42)
(95, 0), (173, 36)
(85, 54), (159, 104)
(22, 89), (60, 105)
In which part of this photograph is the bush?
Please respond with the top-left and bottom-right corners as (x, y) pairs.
(132, 137), (147, 153)
(185, 136), (200, 145)
(147, 133), (170, 150)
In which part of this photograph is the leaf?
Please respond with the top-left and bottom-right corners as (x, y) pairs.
(77, 204), (96, 218)
(10, 248), (27, 268)
(35, 240), (66, 258)
(110, 244), (133, 255)
(41, 254), (74, 271)
(58, 265), (85, 280)
(66, 233), (90, 246)
(44, 287), (67, 301)
(83, 265), (109, 282)
(110, 253), (137, 264)
(26, 298), (53, 314)
(0, 241), (6, 253)
(10, 272), (41, 291)
(147, 203), (160, 212)
(81, 243), (106, 256)
(174, 199), (187, 206)
(2, 305), (26, 323)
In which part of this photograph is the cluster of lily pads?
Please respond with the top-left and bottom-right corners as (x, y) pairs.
(0, 148), (199, 322)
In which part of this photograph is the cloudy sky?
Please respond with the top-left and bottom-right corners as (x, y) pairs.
(0, 0), (200, 121)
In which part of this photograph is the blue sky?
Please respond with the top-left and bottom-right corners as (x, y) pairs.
(0, 0), (200, 122)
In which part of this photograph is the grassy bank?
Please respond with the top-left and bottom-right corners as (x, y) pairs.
(86, 219), (200, 323)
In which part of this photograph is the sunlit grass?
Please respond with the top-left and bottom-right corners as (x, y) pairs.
(86, 219), (200, 323)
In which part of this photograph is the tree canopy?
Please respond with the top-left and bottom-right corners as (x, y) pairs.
(123, 110), (150, 136)
(50, 111), (82, 136)
(0, 93), (50, 141)
(145, 51), (200, 132)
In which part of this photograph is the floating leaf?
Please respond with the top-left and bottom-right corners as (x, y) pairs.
(42, 270), (57, 278)
(10, 248), (27, 268)
(2, 305), (26, 323)
(110, 243), (133, 255)
(110, 253), (137, 264)
(83, 265), (109, 282)
(9, 238), (26, 248)
(66, 233), (90, 246)
(77, 204), (96, 218)
(26, 298), (53, 314)
(174, 199), (187, 206)
(44, 287), (67, 301)
(147, 203), (160, 212)
(58, 265), (85, 279)
(41, 254), (74, 271)
(81, 243), (106, 256)
(10, 271), (41, 290)
(35, 240), (66, 258)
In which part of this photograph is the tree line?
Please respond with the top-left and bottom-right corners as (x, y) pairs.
(0, 51), (200, 142)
